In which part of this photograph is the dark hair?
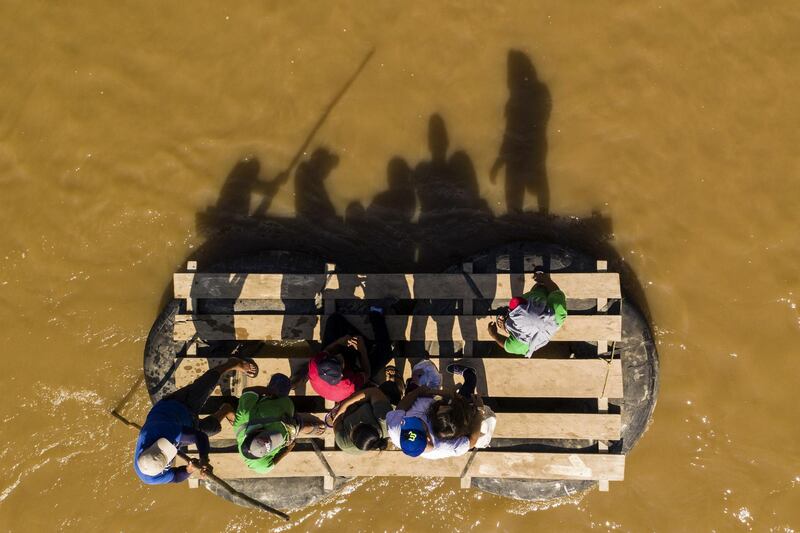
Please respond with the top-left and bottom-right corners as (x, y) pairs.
(427, 396), (477, 439)
(351, 423), (389, 452)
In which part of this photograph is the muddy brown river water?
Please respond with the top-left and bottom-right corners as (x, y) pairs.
(2, 1), (800, 531)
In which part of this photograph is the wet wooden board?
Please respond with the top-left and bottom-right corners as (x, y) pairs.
(174, 272), (621, 300)
(208, 412), (622, 441)
(190, 450), (624, 481)
(175, 358), (624, 398)
(464, 452), (625, 481)
(173, 314), (622, 342)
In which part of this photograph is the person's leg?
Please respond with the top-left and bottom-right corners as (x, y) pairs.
(198, 403), (234, 436)
(457, 368), (477, 399)
(367, 311), (394, 378)
(296, 413), (326, 436)
(166, 357), (256, 415)
(321, 313), (362, 347)
(379, 381), (402, 406)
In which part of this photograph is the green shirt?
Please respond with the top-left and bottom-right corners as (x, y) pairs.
(504, 288), (568, 355)
(233, 392), (295, 473)
(334, 399), (391, 454)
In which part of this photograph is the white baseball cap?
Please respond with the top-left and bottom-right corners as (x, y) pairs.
(137, 438), (178, 476)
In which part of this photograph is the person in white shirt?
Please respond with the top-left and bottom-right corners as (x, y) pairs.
(386, 361), (493, 459)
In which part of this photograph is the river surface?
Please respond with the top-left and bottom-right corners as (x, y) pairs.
(2, 1), (799, 531)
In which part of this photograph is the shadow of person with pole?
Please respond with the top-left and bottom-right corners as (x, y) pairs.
(196, 157), (280, 235)
(490, 50), (552, 215)
(295, 147), (341, 224)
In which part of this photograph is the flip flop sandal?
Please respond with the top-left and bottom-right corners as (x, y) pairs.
(324, 404), (341, 428)
(237, 356), (260, 378)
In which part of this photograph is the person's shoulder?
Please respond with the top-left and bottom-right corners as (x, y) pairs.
(272, 395), (294, 413)
(385, 409), (405, 428)
(245, 456), (273, 474)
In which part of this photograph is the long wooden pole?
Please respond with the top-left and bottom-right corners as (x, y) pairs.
(110, 410), (291, 521)
(252, 47), (376, 216)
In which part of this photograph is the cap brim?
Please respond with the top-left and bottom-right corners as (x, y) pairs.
(154, 437), (178, 463)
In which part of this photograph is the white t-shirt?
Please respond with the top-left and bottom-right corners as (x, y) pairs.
(474, 405), (497, 449)
(386, 397), (470, 459)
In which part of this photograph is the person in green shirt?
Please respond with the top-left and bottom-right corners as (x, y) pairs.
(330, 387), (392, 454)
(233, 374), (326, 474)
(488, 272), (568, 357)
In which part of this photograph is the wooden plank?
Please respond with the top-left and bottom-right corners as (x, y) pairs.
(466, 452), (625, 481)
(195, 450), (624, 481)
(185, 261), (198, 313)
(175, 358), (624, 399)
(173, 272), (621, 300)
(173, 314), (622, 343)
(195, 451), (329, 478)
(207, 412), (622, 441)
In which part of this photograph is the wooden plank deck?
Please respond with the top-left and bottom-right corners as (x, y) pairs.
(174, 272), (621, 300)
(172, 267), (626, 491)
(175, 358), (624, 398)
(173, 314), (622, 342)
(189, 451), (625, 481)
(208, 412), (622, 441)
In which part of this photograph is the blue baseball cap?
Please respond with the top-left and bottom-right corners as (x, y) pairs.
(399, 417), (427, 457)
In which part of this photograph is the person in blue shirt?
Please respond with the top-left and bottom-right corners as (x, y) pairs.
(134, 357), (258, 485)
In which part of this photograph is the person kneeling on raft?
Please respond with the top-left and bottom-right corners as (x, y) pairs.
(297, 307), (395, 402)
(134, 357), (258, 484)
(234, 373), (326, 474)
(386, 363), (493, 459)
(488, 271), (568, 357)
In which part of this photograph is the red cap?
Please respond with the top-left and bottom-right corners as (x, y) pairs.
(509, 297), (527, 310)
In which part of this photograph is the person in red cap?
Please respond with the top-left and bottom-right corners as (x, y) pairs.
(488, 272), (568, 356)
(297, 308), (394, 402)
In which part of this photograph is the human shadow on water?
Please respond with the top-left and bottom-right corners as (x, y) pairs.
(490, 49), (551, 215)
(294, 147), (340, 224)
(160, 48), (652, 378)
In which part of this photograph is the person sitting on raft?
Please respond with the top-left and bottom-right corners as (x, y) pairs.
(233, 373), (326, 474)
(487, 271), (568, 357)
(330, 387), (392, 454)
(386, 362), (486, 459)
(297, 308), (394, 402)
(436, 363), (496, 449)
(134, 357), (258, 484)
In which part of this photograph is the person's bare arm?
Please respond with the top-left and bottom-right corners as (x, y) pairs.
(323, 335), (351, 354)
(332, 389), (369, 423)
(533, 271), (559, 293)
(487, 320), (508, 349)
(396, 385), (438, 411)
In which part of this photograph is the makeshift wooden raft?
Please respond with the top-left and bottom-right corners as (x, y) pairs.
(172, 260), (625, 493)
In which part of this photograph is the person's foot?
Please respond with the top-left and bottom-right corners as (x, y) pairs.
(446, 363), (476, 377)
(213, 403), (235, 425)
(228, 357), (259, 378)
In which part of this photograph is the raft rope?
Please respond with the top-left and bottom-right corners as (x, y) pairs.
(599, 341), (617, 399)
